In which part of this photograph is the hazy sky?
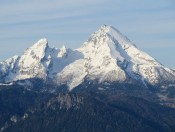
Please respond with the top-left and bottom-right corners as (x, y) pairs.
(0, 0), (175, 68)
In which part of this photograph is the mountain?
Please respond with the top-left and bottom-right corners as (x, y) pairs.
(0, 25), (175, 90)
(61, 25), (175, 89)
(1, 25), (175, 132)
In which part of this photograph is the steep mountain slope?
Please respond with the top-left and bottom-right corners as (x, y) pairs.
(63, 25), (175, 89)
(0, 25), (175, 91)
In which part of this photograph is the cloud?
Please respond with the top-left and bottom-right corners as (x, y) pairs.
(0, 0), (107, 25)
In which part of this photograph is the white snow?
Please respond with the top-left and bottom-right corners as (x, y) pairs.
(0, 25), (175, 90)
(58, 45), (67, 57)
(19, 38), (48, 67)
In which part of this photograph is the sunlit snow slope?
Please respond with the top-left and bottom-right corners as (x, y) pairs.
(0, 25), (175, 90)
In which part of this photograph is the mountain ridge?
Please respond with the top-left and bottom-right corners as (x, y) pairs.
(0, 25), (175, 90)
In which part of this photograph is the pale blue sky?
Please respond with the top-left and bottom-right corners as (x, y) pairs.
(0, 0), (175, 68)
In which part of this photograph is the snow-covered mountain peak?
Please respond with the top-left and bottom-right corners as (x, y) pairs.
(30, 38), (48, 54)
(21, 38), (49, 62)
(77, 25), (175, 88)
(11, 38), (50, 81)
(33, 38), (48, 47)
(83, 25), (133, 49)
(58, 45), (67, 57)
(79, 25), (133, 60)
(99, 24), (111, 32)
